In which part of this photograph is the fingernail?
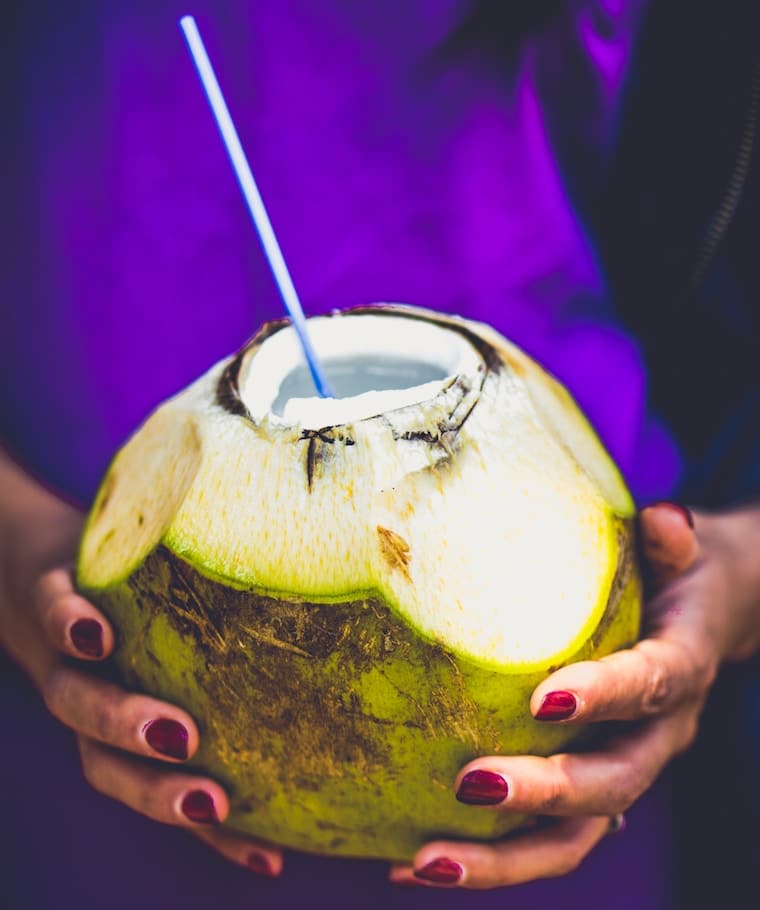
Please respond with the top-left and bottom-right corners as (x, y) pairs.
(70, 619), (104, 658)
(143, 718), (189, 760)
(456, 769), (508, 806)
(181, 790), (218, 824)
(246, 852), (276, 878)
(649, 501), (695, 529)
(415, 858), (463, 885)
(535, 690), (577, 721)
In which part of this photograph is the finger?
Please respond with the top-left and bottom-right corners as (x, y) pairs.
(192, 827), (283, 878)
(638, 502), (699, 586)
(32, 567), (115, 660)
(453, 708), (697, 818)
(389, 816), (611, 889)
(43, 664), (199, 761)
(530, 636), (705, 723)
(78, 736), (228, 827)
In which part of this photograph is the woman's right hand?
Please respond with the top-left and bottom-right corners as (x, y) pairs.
(0, 450), (281, 878)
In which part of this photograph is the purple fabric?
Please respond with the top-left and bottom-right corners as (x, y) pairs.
(2, 2), (678, 907)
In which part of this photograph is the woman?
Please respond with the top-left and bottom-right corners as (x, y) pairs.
(2, 1), (758, 906)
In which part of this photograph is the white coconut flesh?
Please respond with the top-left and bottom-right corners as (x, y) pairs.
(78, 307), (634, 672)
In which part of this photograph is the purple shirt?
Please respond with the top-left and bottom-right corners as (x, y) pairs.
(2, 2), (678, 907)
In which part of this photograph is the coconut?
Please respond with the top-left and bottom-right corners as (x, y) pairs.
(77, 304), (640, 862)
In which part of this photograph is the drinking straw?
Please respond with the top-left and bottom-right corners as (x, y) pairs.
(179, 15), (334, 397)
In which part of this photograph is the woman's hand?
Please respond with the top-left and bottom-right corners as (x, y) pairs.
(389, 500), (760, 889)
(0, 451), (281, 878)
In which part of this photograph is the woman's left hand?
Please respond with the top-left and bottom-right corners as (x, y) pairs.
(389, 500), (760, 889)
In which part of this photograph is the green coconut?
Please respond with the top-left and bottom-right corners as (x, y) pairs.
(77, 305), (640, 862)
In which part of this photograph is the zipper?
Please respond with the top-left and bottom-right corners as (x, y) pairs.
(690, 61), (760, 291)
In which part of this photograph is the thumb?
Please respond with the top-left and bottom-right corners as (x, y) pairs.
(638, 502), (699, 588)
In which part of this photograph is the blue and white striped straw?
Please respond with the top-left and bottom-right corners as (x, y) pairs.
(179, 15), (334, 397)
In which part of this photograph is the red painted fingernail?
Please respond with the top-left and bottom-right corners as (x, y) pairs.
(246, 852), (276, 878)
(181, 790), (218, 824)
(535, 690), (577, 721)
(456, 769), (509, 806)
(70, 619), (104, 658)
(143, 718), (189, 760)
(649, 501), (694, 529)
(415, 858), (463, 885)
